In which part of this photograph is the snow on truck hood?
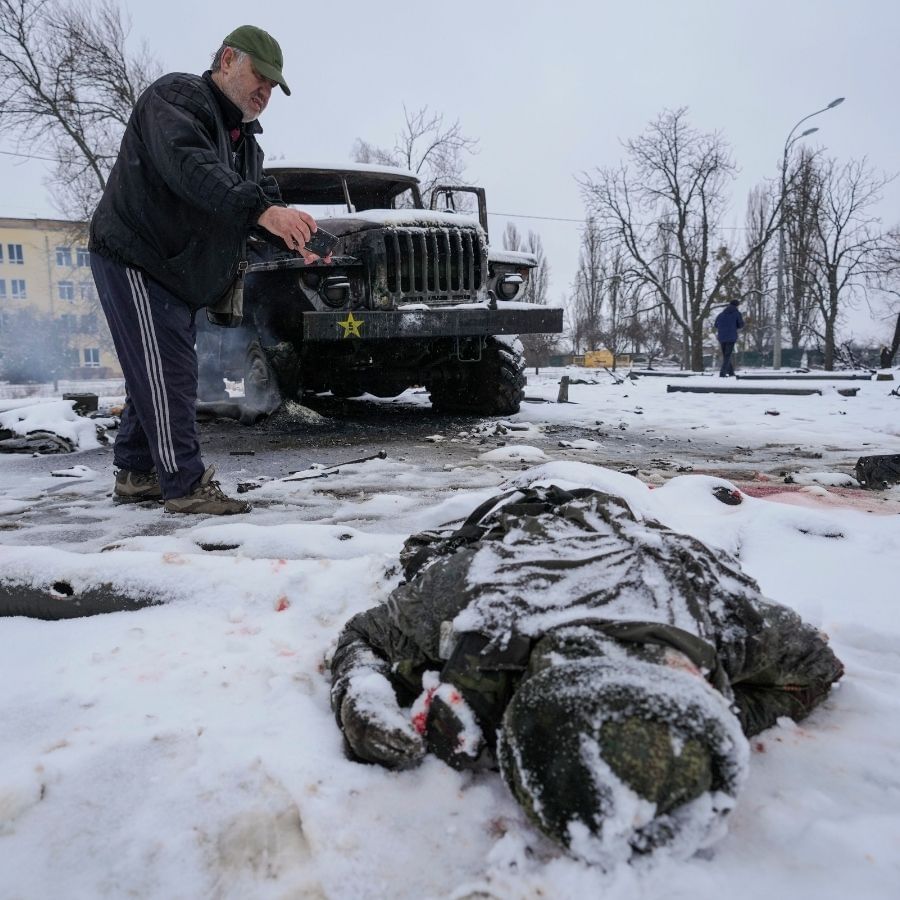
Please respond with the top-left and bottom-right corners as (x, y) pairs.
(331, 209), (482, 229)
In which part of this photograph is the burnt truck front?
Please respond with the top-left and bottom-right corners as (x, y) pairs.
(231, 164), (563, 414)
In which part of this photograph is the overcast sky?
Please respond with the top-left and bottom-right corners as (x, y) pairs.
(3, 0), (898, 342)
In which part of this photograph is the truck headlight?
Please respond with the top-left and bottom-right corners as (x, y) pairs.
(497, 274), (523, 300)
(321, 275), (351, 307)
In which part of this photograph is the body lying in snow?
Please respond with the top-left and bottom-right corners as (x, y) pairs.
(329, 484), (843, 865)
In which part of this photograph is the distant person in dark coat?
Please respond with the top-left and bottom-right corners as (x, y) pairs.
(714, 299), (744, 377)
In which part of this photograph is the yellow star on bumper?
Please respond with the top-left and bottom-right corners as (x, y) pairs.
(337, 311), (363, 338)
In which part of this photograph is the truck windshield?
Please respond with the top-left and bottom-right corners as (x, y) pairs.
(272, 172), (421, 213)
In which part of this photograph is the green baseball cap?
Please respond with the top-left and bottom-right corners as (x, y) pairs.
(222, 25), (290, 95)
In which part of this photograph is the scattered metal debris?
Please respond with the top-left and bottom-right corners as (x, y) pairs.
(0, 430), (75, 454)
(282, 449), (387, 482)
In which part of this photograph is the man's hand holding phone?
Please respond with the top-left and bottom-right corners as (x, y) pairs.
(302, 227), (339, 261)
(257, 206), (334, 263)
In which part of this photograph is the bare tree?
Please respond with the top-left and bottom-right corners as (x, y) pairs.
(741, 184), (775, 356)
(502, 222), (523, 254)
(596, 245), (633, 368)
(621, 281), (668, 367)
(580, 108), (780, 370)
(503, 225), (557, 365)
(874, 227), (900, 366)
(808, 157), (893, 369)
(0, 0), (160, 219)
(570, 218), (605, 353)
(631, 220), (680, 364)
(522, 233), (549, 307)
(352, 105), (478, 205)
(784, 147), (823, 352)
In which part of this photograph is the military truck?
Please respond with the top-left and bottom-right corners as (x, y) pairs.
(198, 163), (563, 416)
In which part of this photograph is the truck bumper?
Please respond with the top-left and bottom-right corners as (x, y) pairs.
(302, 306), (563, 342)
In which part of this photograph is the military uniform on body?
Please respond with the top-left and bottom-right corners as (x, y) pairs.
(330, 485), (843, 863)
(91, 25), (326, 515)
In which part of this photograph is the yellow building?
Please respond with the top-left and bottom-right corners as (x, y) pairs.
(582, 348), (632, 368)
(0, 216), (121, 378)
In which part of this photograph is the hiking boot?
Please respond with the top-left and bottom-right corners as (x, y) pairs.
(164, 466), (251, 515)
(114, 469), (163, 503)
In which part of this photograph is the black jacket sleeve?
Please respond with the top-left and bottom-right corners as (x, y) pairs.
(139, 78), (269, 225)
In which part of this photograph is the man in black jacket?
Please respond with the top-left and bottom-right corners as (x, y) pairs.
(90, 25), (324, 514)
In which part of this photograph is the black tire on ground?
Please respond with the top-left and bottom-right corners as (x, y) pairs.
(243, 339), (283, 414)
(428, 337), (526, 416)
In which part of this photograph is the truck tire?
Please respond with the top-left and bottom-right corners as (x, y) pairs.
(428, 337), (526, 415)
(243, 340), (283, 414)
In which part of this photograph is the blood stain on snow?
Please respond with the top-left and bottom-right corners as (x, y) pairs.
(412, 686), (437, 735)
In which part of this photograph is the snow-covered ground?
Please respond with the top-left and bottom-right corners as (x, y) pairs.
(1, 368), (899, 899)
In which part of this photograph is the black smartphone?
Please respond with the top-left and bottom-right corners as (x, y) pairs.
(302, 227), (338, 258)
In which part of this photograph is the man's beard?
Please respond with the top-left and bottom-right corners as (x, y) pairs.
(220, 80), (260, 123)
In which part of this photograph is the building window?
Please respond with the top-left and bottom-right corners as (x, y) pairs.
(78, 279), (97, 301)
(11, 279), (26, 299)
(79, 313), (98, 332)
(7, 244), (24, 265)
(56, 246), (73, 267)
(58, 281), (75, 302)
(83, 347), (100, 367)
(76, 247), (90, 267)
(0, 279), (5, 301)
(59, 314), (76, 330)
(0, 245), (4, 263)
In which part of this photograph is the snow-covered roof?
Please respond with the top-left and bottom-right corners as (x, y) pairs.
(265, 160), (420, 182)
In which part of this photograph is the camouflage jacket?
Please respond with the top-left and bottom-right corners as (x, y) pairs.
(331, 485), (843, 740)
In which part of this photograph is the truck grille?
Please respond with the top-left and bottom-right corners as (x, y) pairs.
(383, 228), (483, 305)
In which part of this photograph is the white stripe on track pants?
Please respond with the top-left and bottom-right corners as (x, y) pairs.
(91, 252), (206, 500)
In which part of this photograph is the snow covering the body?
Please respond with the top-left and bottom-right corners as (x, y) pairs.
(499, 649), (748, 866)
(507, 460), (658, 517)
(0, 367), (898, 898)
(452, 486), (759, 642)
(346, 670), (418, 738)
(569, 709), (742, 869)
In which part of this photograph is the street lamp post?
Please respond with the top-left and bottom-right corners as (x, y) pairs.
(773, 97), (845, 369)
